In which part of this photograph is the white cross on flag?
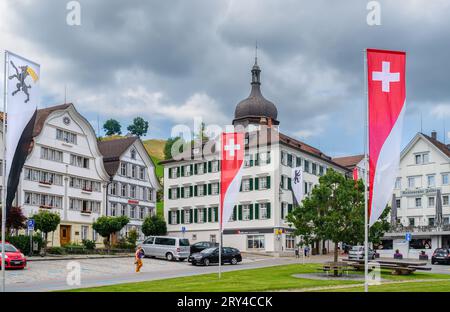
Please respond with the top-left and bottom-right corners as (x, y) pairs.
(220, 132), (245, 228)
(367, 49), (406, 226)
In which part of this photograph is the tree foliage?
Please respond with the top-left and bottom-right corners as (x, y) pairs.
(142, 215), (167, 237)
(93, 216), (129, 248)
(164, 136), (183, 160)
(103, 119), (122, 136)
(127, 117), (149, 137)
(0, 206), (27, 233)
(32, 210), (61, 253)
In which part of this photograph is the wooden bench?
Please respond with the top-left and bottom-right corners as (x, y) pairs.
(343, 258), (431, 275)
(322, 262), (352, 276)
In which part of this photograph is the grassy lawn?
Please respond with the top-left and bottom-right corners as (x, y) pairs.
(65, 263), (450, 292)
(156, 201), (164, 217)
(324, 280), (450, 292)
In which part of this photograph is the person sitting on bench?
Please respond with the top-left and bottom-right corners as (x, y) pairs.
(394, 249), (403, 259)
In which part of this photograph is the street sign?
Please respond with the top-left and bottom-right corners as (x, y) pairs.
(27, 219), (35, 231)
(405, 232), (412, 242)
(181, 226), (186, 233)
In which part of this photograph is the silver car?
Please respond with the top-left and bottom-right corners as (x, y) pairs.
(141, 236), (190, 261)
(348, 245), (376, 260)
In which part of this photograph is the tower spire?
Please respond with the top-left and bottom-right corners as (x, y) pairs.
(255, 41), (258, 65)
(251, 42), (261, 85)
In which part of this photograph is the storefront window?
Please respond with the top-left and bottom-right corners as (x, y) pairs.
(285, 235), (295, 249)
(247, 235), (265, 249)
(410, 239), (432, 249)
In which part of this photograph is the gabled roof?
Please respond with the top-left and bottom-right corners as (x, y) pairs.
(401, 132), (450, 161)
(97, 136), (138, 176)
(33, 104), (72, 137)
(332, 154), (364, 169)
(421, 133), (450, 158)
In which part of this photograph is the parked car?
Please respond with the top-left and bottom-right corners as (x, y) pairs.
(348, 245), (376, 260)
(431, 248), (450, 264)
(190, 241), (219, 255)
(0, 242), (27, 269)
(189, 247), (242, 266)
(141, 236), (190, 261)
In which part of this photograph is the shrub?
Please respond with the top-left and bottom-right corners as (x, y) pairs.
(4, 234), (44, 255)
(82, 239), (96, 250)
(142, 215), (167, 236)
(47, 247), (66, 255)
(127, 228), (138, 247)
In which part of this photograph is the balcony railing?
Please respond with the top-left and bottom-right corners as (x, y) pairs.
(389, 224), (450, 233)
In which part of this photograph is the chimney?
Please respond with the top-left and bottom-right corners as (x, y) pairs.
(431, 130), (437, 140)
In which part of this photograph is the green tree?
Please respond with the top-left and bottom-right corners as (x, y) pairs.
(164, 136), (183, 160)
(142, 215), (167, 237)
(287, 169), (365, 269)
(127, 117), (149, 137)
(103, 119), (122, 136)
(127, 228), (138, 247)
(32, 210), (61, 253)
(92, 216), (129, 248)
(0, 206), (26, 234)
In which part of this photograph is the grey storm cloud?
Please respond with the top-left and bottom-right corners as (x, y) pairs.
(2, 0), (450, 155)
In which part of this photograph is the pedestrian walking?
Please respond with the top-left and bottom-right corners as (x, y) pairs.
(304, 246), (310, 257)
(295, 248), (299, 258)
(135, 246), (144, 273)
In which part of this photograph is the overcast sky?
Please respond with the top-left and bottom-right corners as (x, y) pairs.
(1, 0), (450, 157)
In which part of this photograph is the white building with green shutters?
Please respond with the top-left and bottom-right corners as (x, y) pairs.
(161, 60), (348, 253)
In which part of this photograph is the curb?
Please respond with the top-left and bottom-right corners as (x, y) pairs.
(27, 254), (134, 262)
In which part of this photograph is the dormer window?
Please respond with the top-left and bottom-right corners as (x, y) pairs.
(414, 153), (429, 165)
(131, 149), (136, 160)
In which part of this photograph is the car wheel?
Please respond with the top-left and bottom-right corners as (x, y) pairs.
(204, 258), (210, 266)
(166, 253), (174, 261)
(231, 257), (238, 265)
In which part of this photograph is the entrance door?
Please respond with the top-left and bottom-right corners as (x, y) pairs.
(60, 225), (71, 246)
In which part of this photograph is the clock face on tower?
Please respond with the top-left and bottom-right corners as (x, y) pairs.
(63, 116), (71, 125)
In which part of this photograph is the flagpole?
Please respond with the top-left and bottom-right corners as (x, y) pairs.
(218, 135), (222, 279)
(363, 49), (369, 293)
(1, 50), (9, 293)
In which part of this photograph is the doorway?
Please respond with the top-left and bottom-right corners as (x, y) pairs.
(60, 225), (71, 246)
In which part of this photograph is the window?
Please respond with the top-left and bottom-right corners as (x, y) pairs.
(121, 204), (127, 216)
(259, 203), (268, 220)
(81, 226), (88, 240)
(197, 163), (204, 174)
(24, 168), (63, 185)
(395, 178), (401, 189)
(260, 152), (271, 165)
(242, 179), (251, 192)
(444, 217), (450, 225)
(396, 199), (401, 209)
(139, 207), (145, 219)
(69, 198), (101, 214)
(121, 184), (127, 197)
(170, 167), (178, 179)
(429, 218), (435, 227)
(184, 165), (192, 177)
(110, 203), (117, 216)
(129, 206), (136, 219)
(247, 235), (265, 249)
(287, 154), (293, 167)
(184, 209), (191, 224)
(170, 210), (178, 224)
(211, 183), (219, 195)
(296, 157), (302, 167)
(139, 167), (145, 180)
(24, 192), (63, 209)
(259, 177), (268, 190)
(170, 187), (178, 200)
(211, 160), (219, 172)
(281, 151), (287, 166)
(443, 174), (449, 185)
(120, 163), (127, 176)
(130, 185), (136, 198)
(242, 205), (251, 221)
(409, 218), (415, 226)
(408, 177), (416, 188)
(198, 208), (206, 223)
(415, 198), (422, 208)
(415, 153), (429, 165)
(210, 235), (217, 243)
(319, 166), (325, 176)
(197, 184), (205, 196)
(285, 235), (295, 249)
(427, 175), (435, 187)
(41, 147), (63, 162)
(147, 188), (153, 201)
(131, 165), (137, 178)
(244, 154), (253, 167)
(304, 160), (310, 173)
(130, 149), (136, 159)
(428, 196), (435, 208)
(184, 186), (191, 198)
(56, 129), (77, 144)
(70, 154), (89, 169)
(110, 183), (117, 195)
(443, 195), (449, 206)
(312, 163), (317, 175)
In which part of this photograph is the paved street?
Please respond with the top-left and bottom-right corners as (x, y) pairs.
(3, 254), (450, 292)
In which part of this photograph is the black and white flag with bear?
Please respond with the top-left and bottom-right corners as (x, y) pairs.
(3, 51), (39, 213)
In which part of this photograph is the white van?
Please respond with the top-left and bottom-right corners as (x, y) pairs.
(141, 236), (190, 261)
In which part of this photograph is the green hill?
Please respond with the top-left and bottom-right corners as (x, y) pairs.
(142, 139), (166, 179)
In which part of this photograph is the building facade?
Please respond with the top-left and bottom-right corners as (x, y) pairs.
(162, 60), (349, 254)
(98, 137), (161, 240)
(18, 104), (110, 246)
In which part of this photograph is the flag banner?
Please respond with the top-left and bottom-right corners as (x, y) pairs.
(352, 167), (358, 181)
(220, 132), (245, 228)
(291, 166), (303, 205)
(367, 49), (406, 226)
(5, 52), (40, 212)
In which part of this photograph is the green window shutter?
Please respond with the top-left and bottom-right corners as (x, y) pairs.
(177, 187), (180, 198)
(190, 164), (193, 174)
(249, 178), (253, 191)
(267, 203), (271, 219)
(203, 208), (207, 221)
(194, 185), (198, 196)
(249, 204), (254, 220)
(180, 210), (185, 224)
(238, 205), (243, 220)
(233, 206), (237, 221)
(281, 177), (285, 189)
(255, 203), (259, 219)
(180, 187), (185, 198)
(169, 189), (172, 200)
(281, 204), (285, 219)
(189, 185), (193, 197)
(208, 161), (212, 172)
(267, 176), (271, 189)
(255, 153), (259, 166)
(176, 210), (180, 224)
(267, 153), (271, 164)
(203, 163), (207, 173)
(239, 181), (243, 192)
(208, 183), (212, 195)
(214, 207), (218, 222)
(168, 211), (172, 224)
(194, 209), (198, 223)
(288, 178), (292, 190)
(255, 177), (259, 190)
(208, 208), (212, 222)
(203, 184), (207, 195)
(194, 164), (198, 175)
(190, 209), (193, 223)
(169, 168), (172, 178)
(181, 166), (185, 177)
(217, 160), (221, 171)
(250, 156), (254, 167)
(288, 204), (293, 214)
